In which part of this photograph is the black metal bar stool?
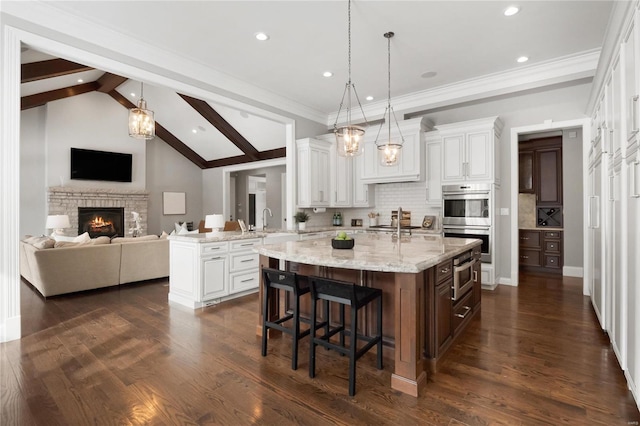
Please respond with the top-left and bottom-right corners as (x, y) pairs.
(261, 267), (328, 370)
(308, 276), (383, 396)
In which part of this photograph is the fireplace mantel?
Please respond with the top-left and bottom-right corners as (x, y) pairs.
(47, 186), (149, 237)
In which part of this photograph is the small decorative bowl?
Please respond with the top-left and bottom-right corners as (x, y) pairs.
(331, 238), (355, 249)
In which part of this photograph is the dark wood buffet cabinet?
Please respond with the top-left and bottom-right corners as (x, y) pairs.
(519, 229), (563, 273)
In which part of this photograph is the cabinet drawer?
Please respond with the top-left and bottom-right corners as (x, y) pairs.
(230, 238), (262, 251)
(436, 259), (453, 284)
(230, 270), (259, 293)
(544, 255), (561, 269)
(519, 230), (541, 248)
(544, 240), (561, 253)
(453, 290), (473, 335)
(519, 249), (541, 266)
(230, 252), (259, 272)
(544, 231), (561, 239)
(201, 242), (229, 255)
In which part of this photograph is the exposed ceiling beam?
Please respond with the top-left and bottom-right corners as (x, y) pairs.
(204, 147), (286, 169)
(21, 82), (99, 110)
(178, 94), (260, 161)
(21, 58), (93, 83)
(107, 90), (208, 169)
(97, 73), (128, 93)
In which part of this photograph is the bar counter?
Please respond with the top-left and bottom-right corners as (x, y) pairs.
(255, 234), (482, 397)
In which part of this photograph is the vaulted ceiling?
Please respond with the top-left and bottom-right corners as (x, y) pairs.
(14, 1), (615, 169)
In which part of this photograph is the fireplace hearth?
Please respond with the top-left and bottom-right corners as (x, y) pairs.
(78, 207), (124, 238)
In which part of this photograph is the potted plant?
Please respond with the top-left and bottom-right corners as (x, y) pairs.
(294, 211), (310, 230)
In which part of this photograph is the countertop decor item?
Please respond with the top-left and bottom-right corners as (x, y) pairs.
(332, 238), (355, 249)
(294, 211), (309, 230)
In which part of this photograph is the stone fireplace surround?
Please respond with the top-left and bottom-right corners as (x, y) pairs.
(47, 186), (148, 237)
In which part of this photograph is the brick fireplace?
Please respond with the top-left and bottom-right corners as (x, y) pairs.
(47, 187), (149, 237)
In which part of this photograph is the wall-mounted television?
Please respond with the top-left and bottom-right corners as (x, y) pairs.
(70, 148), (133, 183)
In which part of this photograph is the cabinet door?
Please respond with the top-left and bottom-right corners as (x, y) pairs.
(536, 148), (563, 205)
(426, 141), (442, 205)
(442, 134), (465, 182)
(466, 131), (492, 180)
(203, 256), (227, 300)
(352, 153), (374, 207)
(361, 139), (379, 181)
(625, 17), (639, 140)
(332, 152), (351, 207)
(435, 280), (453, 353)
(310, 147), (331, 206)
(519, 151), (534, 193)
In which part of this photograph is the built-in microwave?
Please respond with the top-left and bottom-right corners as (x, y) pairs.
(442, 184), (491, 227)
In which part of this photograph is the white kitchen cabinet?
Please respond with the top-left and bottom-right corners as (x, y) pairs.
(624, 10), (639, 145)
(352, 152), (375, 207)
(438, 117), (503, 185)
(626, 149), (640, 392)
(360, 117), (429, 184)
(425, 133), (442, 206)
(296, 138), (331, 208)
(202, 255), (228, 300)
(588, 149), (607, 329)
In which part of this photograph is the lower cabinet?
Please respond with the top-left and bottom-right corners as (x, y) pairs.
(519, 229), (563, 273)
(203, 255), (227, 300)
(472, 247), (482, 310)
(435, 277), (453, 354)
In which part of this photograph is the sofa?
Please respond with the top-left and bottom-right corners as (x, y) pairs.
(20, 235), (169, 297)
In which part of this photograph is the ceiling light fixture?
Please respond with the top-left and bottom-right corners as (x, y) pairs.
(192, 129), (197, 134)
(517, 56), (529, 63)
(504, 6), (520, 16)
(128, 82), (155, 140)
(323, 71), (333, 77)
(366, 96), (374, 101)
(333, 0), (368, 157)
(374, 31), (403, 167)
(255, 32), (270, 41)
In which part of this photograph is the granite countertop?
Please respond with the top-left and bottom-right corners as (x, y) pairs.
(168, 231), (268, 243)
(254, 233), (480, 273)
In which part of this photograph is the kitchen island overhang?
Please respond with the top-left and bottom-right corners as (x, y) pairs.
(254, 234), (482, 397)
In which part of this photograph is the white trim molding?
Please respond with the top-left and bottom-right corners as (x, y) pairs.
(563, 266), (584, 278)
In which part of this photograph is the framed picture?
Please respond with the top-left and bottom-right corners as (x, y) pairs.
(237, 219), (247, 232)
(163, 192), (186, 215)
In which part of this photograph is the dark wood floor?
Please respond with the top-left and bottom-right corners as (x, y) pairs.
(2, 273), (638, 425)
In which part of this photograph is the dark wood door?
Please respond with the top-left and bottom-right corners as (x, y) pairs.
(519, 150), (534, 193)
(435, 279), (453, 354)
(536, 147), (563, 206)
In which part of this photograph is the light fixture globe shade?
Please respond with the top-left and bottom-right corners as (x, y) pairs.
(205, 214), (225, 231)
(129, 99), (155, 140)
(335, 125), (365, 157)
(378, 143), (402, 166)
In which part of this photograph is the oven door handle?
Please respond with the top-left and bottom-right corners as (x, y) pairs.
(454, 258), (476, 274)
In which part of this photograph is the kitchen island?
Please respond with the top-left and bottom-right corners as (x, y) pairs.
(255, 233), (482, 397)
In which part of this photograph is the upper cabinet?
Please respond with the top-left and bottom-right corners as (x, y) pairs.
(425, 132), (443, 206)
(431, 117), (503, 186)
(296, 138), (331, 208)
(360, 117), (430, 184)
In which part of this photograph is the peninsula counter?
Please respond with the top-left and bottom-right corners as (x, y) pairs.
(254, 233), (482, 397)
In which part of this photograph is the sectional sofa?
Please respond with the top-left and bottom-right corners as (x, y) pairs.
(19, 235), (169, 297)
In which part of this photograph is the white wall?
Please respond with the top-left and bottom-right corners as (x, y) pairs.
(45, 92), (146, 190)
(20, 106), (47, 236)
(562, 127), (584, 270)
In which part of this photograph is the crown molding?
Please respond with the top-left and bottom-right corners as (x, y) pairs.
(328, 49), (601, 127)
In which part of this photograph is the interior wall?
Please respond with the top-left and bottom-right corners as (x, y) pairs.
(20, 106), (47, 236)
(410, 79), (593, 282)
(562, 127), (584, 269)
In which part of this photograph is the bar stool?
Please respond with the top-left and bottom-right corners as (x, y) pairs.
(261, 268), (327, 370)
(308, 276), (383, 396)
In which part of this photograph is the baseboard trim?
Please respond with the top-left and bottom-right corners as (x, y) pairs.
(0, 315), (21, 343)
(498, 277), (516, 287)
(624, 369), (639, 412)
(563, 266), (584, 277)
(481, 283), (499, 290)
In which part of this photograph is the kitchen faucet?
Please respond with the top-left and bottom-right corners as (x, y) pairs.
(262, 207), (272, 230)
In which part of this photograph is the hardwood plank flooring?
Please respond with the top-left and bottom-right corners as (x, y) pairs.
(1, 274), (638, 425)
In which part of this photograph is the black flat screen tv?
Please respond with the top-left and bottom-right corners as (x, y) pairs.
(70, 148), (133, 182)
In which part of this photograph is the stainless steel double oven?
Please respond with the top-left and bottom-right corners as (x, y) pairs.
(442, 183), (492, 263)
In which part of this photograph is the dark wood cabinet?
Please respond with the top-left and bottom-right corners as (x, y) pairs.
(536, 147), (563, 206)
(519, 151), (534, 193)
(471, 247), (481, 310)
(519, 229), (563, 273)
(435, 280), (453, 353)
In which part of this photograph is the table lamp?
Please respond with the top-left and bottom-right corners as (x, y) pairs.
(46, 214), (70, 236)
(204, 214), (225, 232)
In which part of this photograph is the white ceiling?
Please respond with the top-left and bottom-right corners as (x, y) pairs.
(15, 0), (615, 163)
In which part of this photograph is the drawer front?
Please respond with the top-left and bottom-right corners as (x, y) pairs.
(436, 259), (453, 284)
(519, 249), (541, 266)
(519, 230), (541, 248)
(230, 270), (260, 293)
(453, 290), (473, 334)
(230, 252), (259, 272)
(544, 231), (561, 239)
(544, 255), (562, 269)
(544, 240), (561, 253)
(201, 242), (229, 255)
(230, 238), (262, 251)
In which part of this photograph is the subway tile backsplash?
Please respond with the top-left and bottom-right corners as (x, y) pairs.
(304, 181), (442, 229)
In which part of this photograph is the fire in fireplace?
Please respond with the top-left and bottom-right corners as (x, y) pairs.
(78, 207), (124, 238)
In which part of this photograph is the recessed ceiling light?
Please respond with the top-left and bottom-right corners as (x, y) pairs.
(323, 71), (333, 77)
(77, 79), (83, 83)
(192, 129), (197, 134)
(421, 71), (437, 79)
(366, 96), (374, 101)
(255, 32), (269, 41)
(130, 92), (136, 97)
(517, 56), (529, 63)
(504, 6), (520, 16)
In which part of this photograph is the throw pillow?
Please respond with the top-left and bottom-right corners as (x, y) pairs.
(90, 236), (111, 245)
(174, 222), (188, 233)
(52, 234), (76, 242)
(160, 231), (169, 239)
(33, 238), (55, 249)
(178, 226), (190, 235)
(74, 232), (91, 244)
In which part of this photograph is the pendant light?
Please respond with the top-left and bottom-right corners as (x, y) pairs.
(375, 32), (403, 166)
(128, 82), (155, 140)
(333, 0), (368, 157)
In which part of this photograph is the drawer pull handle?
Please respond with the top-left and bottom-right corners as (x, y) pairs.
(473, 270), (478, 282)
(441, 267), (450, 273)
(521, 255), (529, 259)
(241, 259), (253, 263)
(455, 306), (471, 319)
(520, 237), (529, 240)
(240, 243), (253, 247)
(205, 256), (222, 261)
(207, 247), (221, 250)
(241, 278), (255, 283)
